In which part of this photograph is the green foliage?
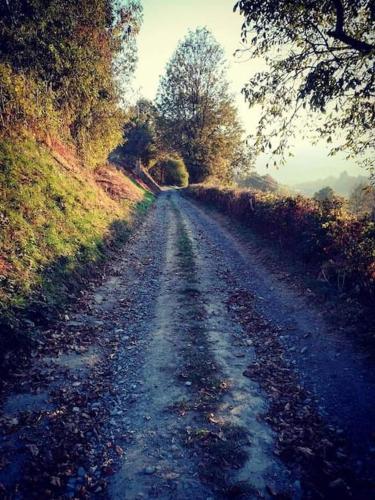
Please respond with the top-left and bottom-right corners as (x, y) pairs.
(0, 63), (60, 136)
(188, 185), (375, 299)
(156, 28), (249, 184)
(313, 186), (336, 203)
(151, 156), (189, 187)
(234, 1), (375, 173)
(0, 138), (153, 345)
(0, 0), (143, 167)
(313, 187), (346, 216)
(75, 107), (125, 168)
(349, 183), (375, 218)
(118, 99), (159, 169)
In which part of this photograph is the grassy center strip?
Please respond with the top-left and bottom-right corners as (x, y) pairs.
(170, 201), (255, 497)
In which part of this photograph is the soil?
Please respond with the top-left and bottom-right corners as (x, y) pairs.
(0, 191), (374, 499)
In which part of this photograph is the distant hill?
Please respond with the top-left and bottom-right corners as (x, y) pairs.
(236, 172), (280, 192)
(293, 171), (369, 197)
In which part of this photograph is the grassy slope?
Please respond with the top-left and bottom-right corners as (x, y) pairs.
(0, 137), (154, 347)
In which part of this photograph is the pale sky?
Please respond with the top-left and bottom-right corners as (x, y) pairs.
(133, 0), (366, 185)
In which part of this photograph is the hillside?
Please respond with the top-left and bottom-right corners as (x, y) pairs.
(0, 137), (154, 353)
(293, 170), (369, 197)
(236, 172), (280, 192)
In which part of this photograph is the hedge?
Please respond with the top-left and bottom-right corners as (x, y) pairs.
(186, 185), (375, 301)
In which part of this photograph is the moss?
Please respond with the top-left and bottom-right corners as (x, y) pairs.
(0, 138), (154, 350)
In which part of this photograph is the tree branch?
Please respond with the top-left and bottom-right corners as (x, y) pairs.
(328, 0), (374, 54)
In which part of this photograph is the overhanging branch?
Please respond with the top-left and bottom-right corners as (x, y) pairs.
(328, 0), (374, 54)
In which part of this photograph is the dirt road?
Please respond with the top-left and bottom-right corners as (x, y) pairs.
(1, 191), (374, 499)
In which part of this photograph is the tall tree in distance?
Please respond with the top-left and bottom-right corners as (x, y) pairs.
(118, 98), (159, 169)
(156, 27), (247, 184)
(234, 1), (375, 175)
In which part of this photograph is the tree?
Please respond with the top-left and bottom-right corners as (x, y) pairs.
(120, 99), (159, 169)
(314, 186), (345, 215)
(314, 186), (336, 202)
(150, 156), (189, 187)
(156, 27), (247, 184)
(234, 1), (375, 174)
(349, 183), (375, 217)
(0, 0), (143, 166)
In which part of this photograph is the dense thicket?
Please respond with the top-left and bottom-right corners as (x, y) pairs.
(156, 28), (249, 184)
(0, 0), (142, 167)
(234, 0), (375, 173)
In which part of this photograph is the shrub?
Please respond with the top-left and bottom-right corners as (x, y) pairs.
(186, 185), (375, 301)
(0, 64), (61, 138)
(151, 157), (189, 187)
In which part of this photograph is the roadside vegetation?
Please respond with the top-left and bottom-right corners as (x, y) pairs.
(187, 185), (375, 303)
(0, 0), (155, 357)
(150, 157), (189, 188)
(0, 139), (153, 346)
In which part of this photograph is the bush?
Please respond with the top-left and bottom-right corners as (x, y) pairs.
(151, 157), (189, 187)
(0, 64), (61, 138)
(186, 185), (375, 301)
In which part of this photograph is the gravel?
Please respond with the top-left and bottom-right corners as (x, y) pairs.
(1, 190), (374, 499)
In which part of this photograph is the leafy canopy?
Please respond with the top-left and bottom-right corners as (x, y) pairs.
(119, 99), (159, 169)
(156, 27), (249, 184)
(0, 0), (143, 167)
(234, 0), (375, 173)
